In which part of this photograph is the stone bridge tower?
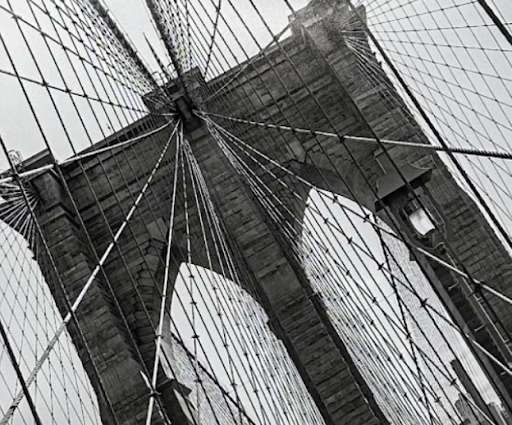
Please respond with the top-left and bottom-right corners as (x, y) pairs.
(5, 0), (512, 424)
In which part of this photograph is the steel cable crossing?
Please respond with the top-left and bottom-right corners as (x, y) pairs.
(0, 1), (234, 422)
(208, 125), (449, 424)
(203, 115), (507, 425)
(0, 120), (181, 425)
(137, 0), (512, 420)
(1, 1), (512, 424)
(198, 111), (512, 161)
(191, 0), (512, 418)
(2, 2), (326, 420)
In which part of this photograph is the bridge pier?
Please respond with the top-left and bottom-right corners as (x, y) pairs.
(2, 0), (512, 423)
(186, 124), (390, 424)
(30, 169), (195, 425)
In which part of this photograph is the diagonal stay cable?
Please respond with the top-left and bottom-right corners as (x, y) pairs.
(210, 112), (512, 321)
(59, 119), (175, 165)
(0, 118), (180, 425)
(206, 114), (512, 377)
(0, 118), (175, 186)
(0, 306), (43, 425)
(145, 122), (181, 425)
(338, 0), (512, 256)
(475, 0), (512, 48)
(199, 111), (512, 161)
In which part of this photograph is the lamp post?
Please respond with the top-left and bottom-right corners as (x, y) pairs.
(373, 151), (512, 417)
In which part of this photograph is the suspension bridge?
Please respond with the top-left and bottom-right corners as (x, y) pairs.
(0, 0), (512, 424)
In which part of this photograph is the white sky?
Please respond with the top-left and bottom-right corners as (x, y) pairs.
(1, 0), (511, 424)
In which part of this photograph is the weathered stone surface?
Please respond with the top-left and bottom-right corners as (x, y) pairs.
(8, 0), (512, 423)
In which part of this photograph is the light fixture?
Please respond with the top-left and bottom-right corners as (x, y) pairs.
(403, 199), (436, 236)
(374, 159), (446, 249)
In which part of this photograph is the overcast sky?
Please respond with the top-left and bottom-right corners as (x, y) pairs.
(1, 0), (511, 424)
